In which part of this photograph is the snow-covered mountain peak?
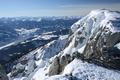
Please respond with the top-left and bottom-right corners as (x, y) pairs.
(40, 10), (120, 80)
(71, 9), (120, 33)
(89, 9), (120, 18)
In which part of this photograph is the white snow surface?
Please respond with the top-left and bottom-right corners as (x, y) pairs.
(34, 35), (67, 60)
(71, 9), (120, 33)
(32, 34), (58, 41)
(63, 59), (120, 80)
(31, 59), (120, 80)
(15, 28), (39, 35)
(115, 43), (120, 50)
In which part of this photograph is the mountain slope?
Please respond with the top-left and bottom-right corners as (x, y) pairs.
(33, 9), (120, 80)
(8, 35), (68, 80)
(8, 9), (120, 80)
(59, 9), (120, 70)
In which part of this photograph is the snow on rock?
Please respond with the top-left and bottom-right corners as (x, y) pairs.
(63, 9), (120, 57)
(37, 59), (120, 80)
(13, 77), (27, 80)
(44, 9), (120, 80)
(29, 35), (68, 80)
(31, 34), (58, 41)
(71, 9), (120, 33)
(8, 35), (68, 80)
(78, 45), (86, 54)
(115, 43), (120, 50)
(34, 35), (68, 60)
(39, 35), (58, 40)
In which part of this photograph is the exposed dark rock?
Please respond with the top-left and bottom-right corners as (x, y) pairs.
(83, 29), (120, 69)
(19, 56), (28, 65)
(10, 65), (25, 77)
(0, 64), (8, 80)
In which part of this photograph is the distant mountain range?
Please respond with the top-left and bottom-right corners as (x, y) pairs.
(0, 17), (79, 47)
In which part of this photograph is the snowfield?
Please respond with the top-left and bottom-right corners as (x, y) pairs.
(31, 59), (120, 80)
(63, 59), (120, 80)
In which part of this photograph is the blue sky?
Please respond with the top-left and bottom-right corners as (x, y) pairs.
(0, 0), (120, 17)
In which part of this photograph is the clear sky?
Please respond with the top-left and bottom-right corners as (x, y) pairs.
(0, 0), (120, 17)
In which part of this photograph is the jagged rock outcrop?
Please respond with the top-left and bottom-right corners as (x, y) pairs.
(48, 56), (60, 76)
(48, 53), (73, 76)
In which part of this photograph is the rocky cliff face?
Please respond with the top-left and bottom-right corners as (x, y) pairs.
(47, 9), (120, 76)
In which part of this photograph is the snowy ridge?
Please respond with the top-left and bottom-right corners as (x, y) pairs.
(71, 9), (120, 33)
